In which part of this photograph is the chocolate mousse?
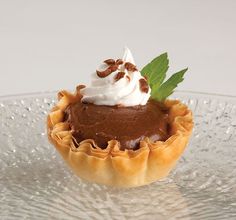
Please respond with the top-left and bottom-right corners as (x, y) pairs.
(65, 99), (170, 150)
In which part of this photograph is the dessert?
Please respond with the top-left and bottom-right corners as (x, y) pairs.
(47, 48), (193, 187)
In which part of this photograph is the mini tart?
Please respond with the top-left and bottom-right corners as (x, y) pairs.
(47, 86), (193, 188)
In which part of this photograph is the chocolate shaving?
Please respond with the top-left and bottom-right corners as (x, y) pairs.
(126, 75), (131, 81)
(104, 59), (115, 65)
(124, 62), (138, 72)
(116, 59), (123, 65)
(96, 68), (112, 78)
(97, 58), (131, 78)
(139, 78), (149, 93)
(109, 64), (119, 72)
(114, 72), (125, 82)
(97, 64), (119, 78)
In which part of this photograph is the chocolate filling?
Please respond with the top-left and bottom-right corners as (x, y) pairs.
(65, 99), (170, 150)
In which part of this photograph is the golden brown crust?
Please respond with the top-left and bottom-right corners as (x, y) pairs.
(47, 88), (193, 187)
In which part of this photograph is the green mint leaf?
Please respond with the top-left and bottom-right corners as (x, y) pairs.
(141, 53), (169, 88)
(152, 68), (188, 101)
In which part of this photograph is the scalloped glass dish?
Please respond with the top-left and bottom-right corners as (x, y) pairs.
(0, 91), (236, 220)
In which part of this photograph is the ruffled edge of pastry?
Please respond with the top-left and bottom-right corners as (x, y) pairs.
(47, 86), (193, 187)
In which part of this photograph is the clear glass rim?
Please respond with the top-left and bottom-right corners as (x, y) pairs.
(0, 90), (235, 101)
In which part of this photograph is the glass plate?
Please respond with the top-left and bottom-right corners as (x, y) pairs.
(0, 91), (236, 220)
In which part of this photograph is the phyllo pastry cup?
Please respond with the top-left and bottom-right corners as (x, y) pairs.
(47, 87), (193, 188)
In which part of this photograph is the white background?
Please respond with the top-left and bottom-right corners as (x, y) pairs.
(0, 0), (235, 96)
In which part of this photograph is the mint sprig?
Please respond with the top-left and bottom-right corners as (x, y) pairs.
(141, 53), (169, 88)
(141, 53), (187, 102)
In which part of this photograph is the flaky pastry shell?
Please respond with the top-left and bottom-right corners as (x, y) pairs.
(47, 86), (193, 188)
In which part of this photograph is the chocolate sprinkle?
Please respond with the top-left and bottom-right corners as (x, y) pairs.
(116, 59), (124, 65)
(104, 59), (115, 65)
(97, 63), (119, 78)
(126, 75), (131, 81)
(114, 72), (125, 82)
(97, 59), (137, 78)
(124, 62), (138, 72)
(109, 64), (119, 72)
(139, 78), (149, 93)
(96, 68), (112, 78)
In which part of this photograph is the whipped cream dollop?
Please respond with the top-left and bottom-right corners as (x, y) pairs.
(80, 48), (151, 106)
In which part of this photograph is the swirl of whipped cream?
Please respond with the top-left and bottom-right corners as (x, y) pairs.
(80, 48), (151, 106)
